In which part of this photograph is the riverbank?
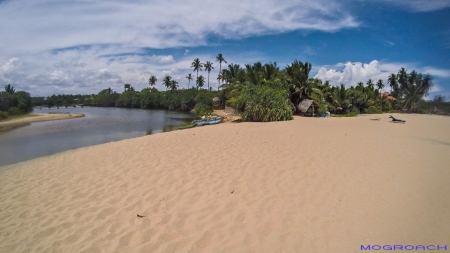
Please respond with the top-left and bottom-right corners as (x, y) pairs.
(0, 113), (449, 252)
(0, 113), (85, 132)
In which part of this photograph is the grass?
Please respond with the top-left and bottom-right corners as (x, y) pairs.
(331, 113), (358, 118)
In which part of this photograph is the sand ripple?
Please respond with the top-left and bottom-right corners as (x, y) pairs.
(1, 114), (449, 252)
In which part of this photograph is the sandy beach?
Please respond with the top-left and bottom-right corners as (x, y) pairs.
(0, 113), (449, 252)
(0, 113), (85, 132)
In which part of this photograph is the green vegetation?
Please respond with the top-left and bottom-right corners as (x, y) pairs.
(19, 54), (445, 122)
(235, 80), (292, 122)
(0, 85), (33, 120)
(194, 90), (214, 116)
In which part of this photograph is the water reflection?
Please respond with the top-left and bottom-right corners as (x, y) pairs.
(0, 107), (194, 166)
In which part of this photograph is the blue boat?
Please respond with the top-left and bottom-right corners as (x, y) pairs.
(192, 117), (223, 126)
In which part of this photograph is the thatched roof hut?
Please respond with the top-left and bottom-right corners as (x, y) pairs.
(297, 99), (319, 114)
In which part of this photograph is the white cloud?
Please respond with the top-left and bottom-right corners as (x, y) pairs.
(314, 60), (450, 90)
(378, 0), (450, 12)
(0, 0), (359, 54)
(1, 57), (22, 74)
(315, 60), (385, 87)
(158, 55), (175, 64)
(0, 0), (362, 95)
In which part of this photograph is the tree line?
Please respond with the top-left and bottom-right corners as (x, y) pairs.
(3, 53), (448, 122)
(0, 84), (33, 119)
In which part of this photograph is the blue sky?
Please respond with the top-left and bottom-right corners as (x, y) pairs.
(0, 0), (449, 98)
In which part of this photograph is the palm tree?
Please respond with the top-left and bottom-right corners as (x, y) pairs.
(376, 79), (384, 90)
(285, 60), (312, 98)
(245, 62), (263, 85)
(196, 75), (205, 90)
(357, 82), (364, 87)
(366, 79), (374, 90)
(163, 75), (172, 91)
(191, 58), (203, 81)
(401, 71), (433, 112)
(170, 79), (178, 91)
(217, 70), (227, 88)
(148, 75), (157, 87)
(204, 61), (214, 90)
(4, 84), (15, 94)
(388, 74), (398, 92)
(216, 53), (227, 90)
(262, 62), (279, 81)
(185, 73), (193, 89)
(398, 68), (408, 90)
(221, 64), (243, 87)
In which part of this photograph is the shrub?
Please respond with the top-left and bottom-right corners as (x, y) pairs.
(364, 106), (383, 114)
(194, 91), (214, 116)
(235, 83), (293, 122)
(0, 111), (8, 119)
(7, 107), (23, 115)
(226, 97), (236, 108)
(345, 106), (360, 115)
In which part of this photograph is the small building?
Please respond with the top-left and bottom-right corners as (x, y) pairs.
(124, 83), (131, 92)
(381, 92), (396, 101)
(297, 99), (319, 116)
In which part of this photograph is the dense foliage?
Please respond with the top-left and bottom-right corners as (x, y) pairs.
(18, 54), (445, 122)
(235, 80), (292, 122)
(0, 85), (33, 119)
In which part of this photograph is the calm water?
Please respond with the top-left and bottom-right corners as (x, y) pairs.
(0, 107), (195, 166)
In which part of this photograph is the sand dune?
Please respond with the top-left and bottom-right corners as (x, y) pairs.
(0, 113), (449, 252)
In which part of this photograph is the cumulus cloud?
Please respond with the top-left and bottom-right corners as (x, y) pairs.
(1, 57), (22, 74)
(0, 57), (26, 86)
(158, 55), (175, 64)
(315, 60), (386, 87)
(314, 60), (450, 90)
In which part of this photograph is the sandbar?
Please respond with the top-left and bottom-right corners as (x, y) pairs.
(0, 113), (84, 132)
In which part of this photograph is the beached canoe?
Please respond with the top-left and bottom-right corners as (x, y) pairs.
(192, 117), (223, 126)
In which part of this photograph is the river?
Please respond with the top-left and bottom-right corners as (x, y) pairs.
(0, 107), (195, 166)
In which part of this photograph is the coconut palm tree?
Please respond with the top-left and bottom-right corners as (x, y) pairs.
(196, 75), (205, 89)
(221, 64), (242, 86)
(366, 79), (374, 90)
(204, 61), (214, 90)
(262, 62), (279, 81)
(185, 73), (193, 89)
(191, 58), (203, 80)
(163, 75), (172, 91)
(398, 68), (408, 90)
(376, 79), (384, 90)
(170, 79), (178, 91)
(388, 73), (399, 98)
(245, 62), (263, 85)
(4, 84), (15, 94)
(285, 60), (312, 98)
(216, 53), (227, 90)
(217, 70), (227, 88)
(357, 82), (364, 87)
(401, 71), (433, 112)
(148, 75), (157, 87)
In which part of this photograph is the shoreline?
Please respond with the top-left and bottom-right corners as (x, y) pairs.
(0, 113), (449, 252)
(0, 113), (85, 132)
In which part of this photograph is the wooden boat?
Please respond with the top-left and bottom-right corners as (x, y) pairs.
(192, 117), (223, 126)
